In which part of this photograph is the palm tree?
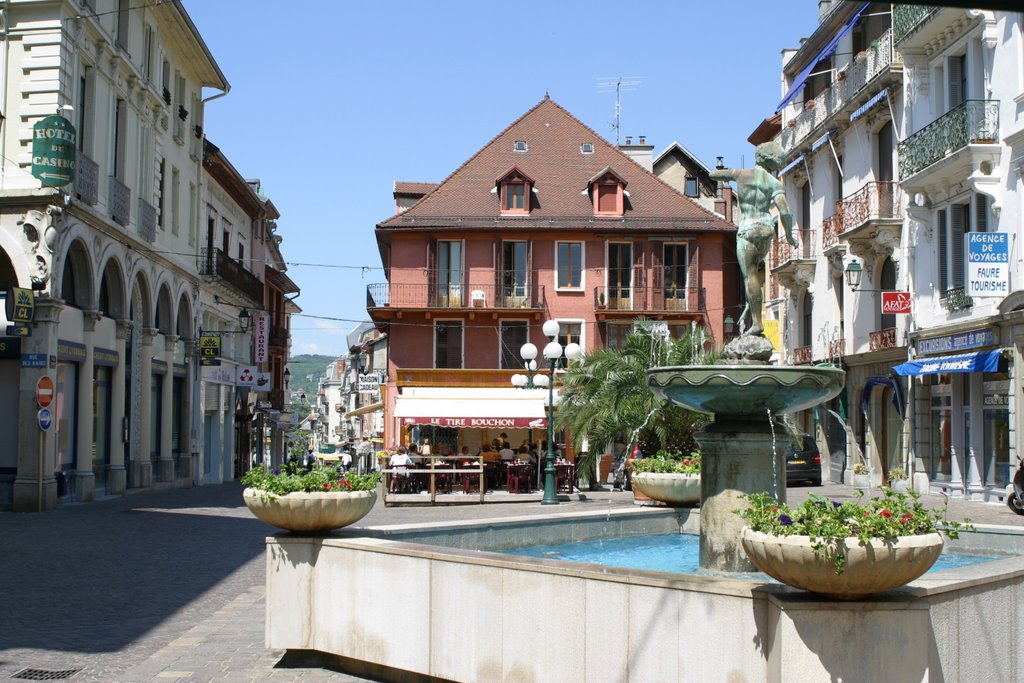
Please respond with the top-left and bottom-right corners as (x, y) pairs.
(558, 327), (713, 489)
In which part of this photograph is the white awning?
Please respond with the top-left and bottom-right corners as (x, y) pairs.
(393, 387), (554, 429)
(344, 401), (384, 419)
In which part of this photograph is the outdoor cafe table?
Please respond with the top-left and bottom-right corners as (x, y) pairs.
(382, 457), (486, 505)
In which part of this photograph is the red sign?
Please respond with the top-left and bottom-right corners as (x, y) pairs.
(401, 416), (547, 429)
(881, 292), (911, 315)
(36, 375), (54, 408)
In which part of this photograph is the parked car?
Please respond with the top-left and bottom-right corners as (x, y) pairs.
(785, 431), (822, 486)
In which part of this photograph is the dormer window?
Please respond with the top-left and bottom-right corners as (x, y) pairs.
(497, 167), (534, 215)
(513, 140), (528, 152)
(581, 143), (594, 154)
(587, 167), (627, 217)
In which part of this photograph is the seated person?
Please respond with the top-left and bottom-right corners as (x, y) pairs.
(518, 446), (537, 465)
(499, 444), (516, 462)
(388, 447), (414, 492)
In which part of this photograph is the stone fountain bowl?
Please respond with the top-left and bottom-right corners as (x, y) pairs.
(647, 365), (845, 418)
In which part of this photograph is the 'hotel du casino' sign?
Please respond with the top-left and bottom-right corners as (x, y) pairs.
(31, 115), (76, 187)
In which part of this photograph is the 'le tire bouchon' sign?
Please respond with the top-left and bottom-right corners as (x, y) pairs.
(32, 115), (76, 187)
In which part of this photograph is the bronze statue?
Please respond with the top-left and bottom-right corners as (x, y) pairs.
(710, 142), (797, 337)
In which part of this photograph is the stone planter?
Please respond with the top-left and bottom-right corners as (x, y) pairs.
(852, 474), (871, 489)
(243, 488), (376, 533)
(889, 479), (910, 493)
(630, 472), (700, 507)
(741, 527), (943, 599)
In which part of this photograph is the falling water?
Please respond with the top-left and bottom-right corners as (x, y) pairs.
(614, 405), (661, 485)
(766, 407), (779, 498)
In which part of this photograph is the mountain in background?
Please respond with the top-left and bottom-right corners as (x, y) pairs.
(287, 354), (338, 400)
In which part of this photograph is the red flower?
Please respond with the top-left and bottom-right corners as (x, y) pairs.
(864, 510), (871, 516)
(771, 506), (779, 512)
(324, 482), (333, 490)
(901, 513), (913, 521)
(343, 479), (352, 488)
(880, 509), (892, 518)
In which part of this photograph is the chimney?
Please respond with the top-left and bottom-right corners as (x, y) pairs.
(715, 185), (735, 225)
(618, 135), (655, 172)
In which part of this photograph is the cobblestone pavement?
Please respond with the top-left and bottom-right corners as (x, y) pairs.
(0, 480), (1018, 682)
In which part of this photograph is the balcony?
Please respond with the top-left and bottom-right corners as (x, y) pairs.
(898, 100), (1000, 184)
(893, 5), (936, 45)
(781, 28), (901, 154)
(138, 198), (157, 244)
(869, 327), (898, 351)
(109, 175), (131, 227)
(792, 346), (814, 365)
(269, 323), (288, 349)
(73, 152), (98, 206)
(199, 247), (264, 305)
(594, 286), (706, 314)
(772, 228), (817, 291)
(366, 282), (546, 313)
(834, 181), (903, 261)
(828, 338), (846, 360)
(941, 287), (973, 313)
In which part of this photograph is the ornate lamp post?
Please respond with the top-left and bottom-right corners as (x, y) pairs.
(511, 320), (581, 505)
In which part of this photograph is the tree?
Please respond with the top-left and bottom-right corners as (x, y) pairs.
(557, 327), (714, 488)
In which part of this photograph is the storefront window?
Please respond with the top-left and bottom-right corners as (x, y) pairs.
(983, 378), (1010, 487)
(56, 362), (78, 477)
(929, 392), (951, 482)
(93, 366), (112, 491)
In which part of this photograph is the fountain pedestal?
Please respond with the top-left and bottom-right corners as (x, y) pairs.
(697, 420), (785, 572)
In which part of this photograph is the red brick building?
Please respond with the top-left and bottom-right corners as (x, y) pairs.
(369, 96), (738, 455)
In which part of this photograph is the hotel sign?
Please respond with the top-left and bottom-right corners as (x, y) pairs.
(31, 115), (76, 187)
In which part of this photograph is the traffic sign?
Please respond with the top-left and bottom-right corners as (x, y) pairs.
(38, 407), (52, 431)
(36, 375), (54, 408)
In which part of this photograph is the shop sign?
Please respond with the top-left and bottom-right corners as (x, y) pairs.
(0, 337), (21, 358)
(401, 416), (547, 428)
(5, 286), (34, 323)
(358, 373), (380, 394)
(917, 328), (995, 356)
(253, 372), (272, 393)
(236, 365), (257, 386)
(253, 313), (268, 363)
(984, 395), (1009, 407)
(967, 233), (1010, 297)
(6, 325), (30, 337)
(31, 115), (76, 187)
(881, 292), (911, 314)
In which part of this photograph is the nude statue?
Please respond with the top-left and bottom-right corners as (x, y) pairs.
(710, 141), (797, 337)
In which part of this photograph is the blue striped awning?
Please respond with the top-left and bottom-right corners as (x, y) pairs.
(777, 3), (870, 111)
(779, 155), (804, 177)
(892, 350), (1002, 376)
(851, 89), (889, 123)
(811, 132), (831, 152)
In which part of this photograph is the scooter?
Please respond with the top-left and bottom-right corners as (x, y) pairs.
(1007, 457), (1024, 515)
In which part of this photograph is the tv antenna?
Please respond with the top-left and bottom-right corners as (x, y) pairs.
(597, 76), (644, 145)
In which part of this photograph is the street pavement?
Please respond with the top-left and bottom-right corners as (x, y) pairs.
(1, 480), (1019, 682)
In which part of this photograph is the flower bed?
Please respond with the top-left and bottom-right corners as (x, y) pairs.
(242, 464), (381, 533)
(631, 451), (701, 507)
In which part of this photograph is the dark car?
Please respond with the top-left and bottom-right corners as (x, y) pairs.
(785, 432), (822, 486)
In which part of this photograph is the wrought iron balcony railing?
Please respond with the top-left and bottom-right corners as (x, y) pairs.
(594, 286), (707, 313)
(792, 345), (814, 365)
(269, 323), (288, 349)
(772, 228), (817, 266)
(869, 327), (898, 351)
(366, 282), (546, 310)
(199, 247), (264, 304)
(74, 152), (98, 206)
(898, 100), (999, 179)
(893, 4), (937, 45)
(836, 181), (902, 233)
(828, 338), (846, 360)
(109, 175), (131, 227)
(940, 287), (973, 312)
(138, 198), (157, 244)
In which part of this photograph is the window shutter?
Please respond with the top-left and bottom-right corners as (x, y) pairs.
(494, 239), (502, 302)
(948, 55), (964, 109)
(427, 239), (437, 306)
(938, 210), (948, 293)
(976, 194), (987, 233)
(951, 204), (966, 288)
(526, 238), (534, 303)
(449, 322), (462, 368)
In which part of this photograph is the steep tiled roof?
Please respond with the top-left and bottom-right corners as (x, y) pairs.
(379, 97), (733, 233)
(393, 181), (438, 196)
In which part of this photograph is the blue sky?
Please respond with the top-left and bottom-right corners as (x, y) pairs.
(183, 1), (818, 357)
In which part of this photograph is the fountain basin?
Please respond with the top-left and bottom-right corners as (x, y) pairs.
(647, 364), (845, 418)
(265, 509), (1024, 682)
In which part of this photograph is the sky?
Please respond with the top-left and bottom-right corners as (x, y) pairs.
(182, 0), (820, 357)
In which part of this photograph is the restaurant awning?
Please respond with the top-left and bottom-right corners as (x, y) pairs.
(393, 387), (552, 429)
(344, 401), (384, 419)
(892, 350), (1003, 377)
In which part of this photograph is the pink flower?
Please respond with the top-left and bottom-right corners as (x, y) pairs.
(324, 482), (333, 490)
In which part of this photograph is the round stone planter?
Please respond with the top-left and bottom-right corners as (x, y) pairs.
(741, 527), (943, 599)
(889, 479), (910, 493)
(630, 472), (700, 507)
(243, 488), (376, 533)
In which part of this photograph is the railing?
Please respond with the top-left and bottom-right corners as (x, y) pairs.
(869, 327), (898, 351)
(898, 100), (999, 179)
(941, 287), (973, 312)
(109, 175), (131, 227)
(828, 338), (846, 359)
(773, 228), (817, 266)
(199, 247), (264, 304)
(74, 152), (98, 205)
(138, 198), (157, 243)
(893, 4), (937, 45)
(269, 323), (288, 349)
(835, 181), (902, 234)
(595, 286), (706, 313)
(366, 282), (546, 310)
(792, 346), (814, 365)
(822, 213), (841, 250)
(781, 28), (897, 152)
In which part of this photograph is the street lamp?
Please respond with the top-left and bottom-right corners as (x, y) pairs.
(512, 320), (582, 505)
(845, 259), (864, 290)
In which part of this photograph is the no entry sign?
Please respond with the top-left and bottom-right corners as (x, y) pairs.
(36, 375), (54, 408)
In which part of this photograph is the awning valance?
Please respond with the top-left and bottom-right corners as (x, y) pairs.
(393, 387), (550, 429)
(777, 2), (869, 111)
(892, 350), (1003, 377)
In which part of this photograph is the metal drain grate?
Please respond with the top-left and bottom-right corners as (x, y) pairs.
(10, 668), (81, 681)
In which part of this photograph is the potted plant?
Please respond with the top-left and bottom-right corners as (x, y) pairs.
(852, 462), (870, 489)
(887, 467), (910, 493)
(630, 450), (701, 507)
(597, 291), (607, 309)
(242, 463), (381, 534)
(738, 490), (973, 599)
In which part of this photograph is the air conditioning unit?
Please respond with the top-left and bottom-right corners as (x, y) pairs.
(471, 290), (486, 307)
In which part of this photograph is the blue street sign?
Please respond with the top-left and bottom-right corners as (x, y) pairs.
(38, 407), (52, 431)
(22, 353), (46, 368)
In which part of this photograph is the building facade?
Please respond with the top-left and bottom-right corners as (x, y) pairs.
(369, 96), (739, 457)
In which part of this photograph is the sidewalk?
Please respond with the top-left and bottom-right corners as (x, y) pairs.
(0, 481), (1016, 682)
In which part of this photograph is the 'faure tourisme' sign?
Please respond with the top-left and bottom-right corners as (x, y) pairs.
(967, 232), (1010, 297)
(31, 115), (76, 187)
